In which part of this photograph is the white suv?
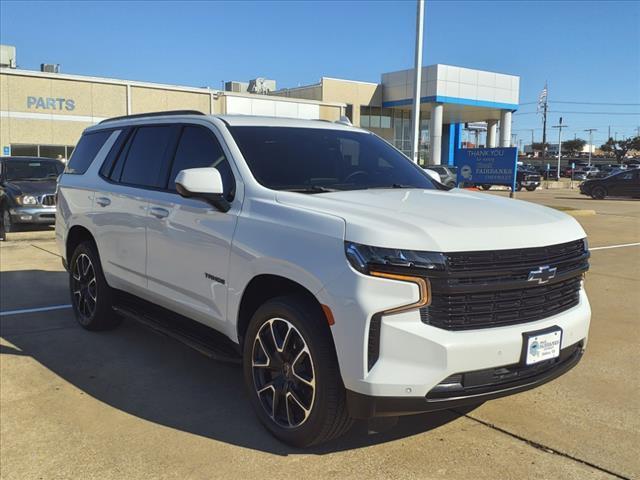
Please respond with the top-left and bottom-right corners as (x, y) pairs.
(56, 111), (591, 447)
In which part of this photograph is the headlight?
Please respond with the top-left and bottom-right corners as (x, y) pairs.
(344, 241), (446, 275)
(18, 195), (37, 205)
(345, 242), (446, 313)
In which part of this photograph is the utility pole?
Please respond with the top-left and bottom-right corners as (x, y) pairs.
(608, 125), (611, 140)
(552, 117), (567, 181)
(540, 82), (548, 159)
(584, 128), (597, 167)
(410, 0), (425, 164)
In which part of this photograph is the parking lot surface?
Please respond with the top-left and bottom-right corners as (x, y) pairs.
(1, 189), (638, 479)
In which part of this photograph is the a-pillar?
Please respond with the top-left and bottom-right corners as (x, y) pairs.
(429, 103), (443, 165)
(499, 110), (512, 147)
(487, 119), (498, 148)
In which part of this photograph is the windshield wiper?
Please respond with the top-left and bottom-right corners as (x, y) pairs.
(366, 183), (416, 190)
(281, 185), (339, 194)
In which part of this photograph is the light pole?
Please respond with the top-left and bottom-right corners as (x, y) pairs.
(552, 117), (567, 181)
(584, 128), (597, 167)
(410, 0), (425, 164)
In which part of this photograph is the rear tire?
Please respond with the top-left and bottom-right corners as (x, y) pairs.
(69, 241), (121, 331)
(591, 186), (606, 200)
(515, 182), (523, 192)
(243, 295), (353, 447)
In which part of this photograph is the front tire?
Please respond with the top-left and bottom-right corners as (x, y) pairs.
(69, 241), (121, 331)
(525, 185), (537, 191)
(243, 295), (352, 447)
(2, 208), (12, 233)
(591, 186), (606, 200)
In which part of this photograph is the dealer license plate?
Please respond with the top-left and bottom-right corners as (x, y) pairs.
(524, 328), (562, 365)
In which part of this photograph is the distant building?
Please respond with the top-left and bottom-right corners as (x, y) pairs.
(1, 45), (520, 166)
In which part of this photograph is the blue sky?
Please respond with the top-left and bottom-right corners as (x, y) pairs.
(1, 0), (638, 145)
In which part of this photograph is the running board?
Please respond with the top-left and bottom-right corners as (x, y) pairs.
(112, 301), (242, 365)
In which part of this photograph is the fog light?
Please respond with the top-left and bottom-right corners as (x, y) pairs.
(19, 215), (33, 221)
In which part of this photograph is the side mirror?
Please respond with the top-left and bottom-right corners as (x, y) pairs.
(174, 167), (230, 212)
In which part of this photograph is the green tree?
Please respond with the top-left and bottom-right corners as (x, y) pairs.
(600, 136), (640, 163)
(562, 138), (587, 155)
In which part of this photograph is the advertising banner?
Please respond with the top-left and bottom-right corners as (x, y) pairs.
(454, 147), (518, 187)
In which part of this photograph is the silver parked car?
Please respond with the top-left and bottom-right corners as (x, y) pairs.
(425, 165), (457, 187)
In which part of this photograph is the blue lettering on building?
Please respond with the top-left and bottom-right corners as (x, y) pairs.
(27, 96), (76, 111)
(454, 147), (518, 187)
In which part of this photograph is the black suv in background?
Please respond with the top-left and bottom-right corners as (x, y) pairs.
(0, 157), (64, 232)
(579, 169), (640, 199)
(478, 166), (541, 191)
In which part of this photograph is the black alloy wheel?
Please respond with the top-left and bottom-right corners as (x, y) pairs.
(71, 253), (98, 323)
(252, 317), (316, 429)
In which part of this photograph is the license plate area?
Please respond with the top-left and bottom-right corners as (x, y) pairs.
(521, 326), (563, 366)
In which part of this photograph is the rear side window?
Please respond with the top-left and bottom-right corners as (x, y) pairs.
(65, 130), (111, 174)
(120, 126), (179, 188)
(168, 126), (235, 200)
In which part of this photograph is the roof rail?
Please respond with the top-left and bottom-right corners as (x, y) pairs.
(99, 110), (205, 124)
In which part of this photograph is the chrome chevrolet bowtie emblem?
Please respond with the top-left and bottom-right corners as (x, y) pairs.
(528, 266), (557, 284)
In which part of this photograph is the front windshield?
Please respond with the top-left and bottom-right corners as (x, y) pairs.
(228, 126), (437, 192)
(4, 160), (62, 181)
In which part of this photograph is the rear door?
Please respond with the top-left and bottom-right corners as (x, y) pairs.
(609, 171), (636, 196)
(145, 124), (240, 330)
(91, 124), (180, 296)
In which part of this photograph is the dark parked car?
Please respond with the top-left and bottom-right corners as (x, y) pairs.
(579, 169), (640, 199)
(0, 156), (64, 232)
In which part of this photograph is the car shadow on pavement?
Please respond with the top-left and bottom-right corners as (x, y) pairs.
(1, 269), (471, 456)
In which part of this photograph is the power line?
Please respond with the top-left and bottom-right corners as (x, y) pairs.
(514, 111), (640, 116)
(520, 100), (640, 106)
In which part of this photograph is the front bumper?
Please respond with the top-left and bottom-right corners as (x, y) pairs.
(319, 266), (591, 415)
(9, 206), (56, 224)
(347, 340), (584, 418)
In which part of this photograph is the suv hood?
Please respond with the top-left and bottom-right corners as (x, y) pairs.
(276, 188), (586, 252)
(4, 180), (57, 196)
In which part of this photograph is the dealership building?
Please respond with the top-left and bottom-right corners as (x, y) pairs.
(0, 45), (519, 165)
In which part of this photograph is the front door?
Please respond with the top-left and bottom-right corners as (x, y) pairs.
(145, 125), (240, 330)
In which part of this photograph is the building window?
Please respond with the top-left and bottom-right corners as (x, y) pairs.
(345, 104), (353, 123)
(9, 144), (76, 160)
(9, 144), (38, 157)
(360, 106), (370, 128)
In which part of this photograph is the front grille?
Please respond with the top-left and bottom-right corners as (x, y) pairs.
(421, 240), (588, 330)
(445, 239), (586, 273)
(40, 194), (56, 206)
(422, 276), (581, 330)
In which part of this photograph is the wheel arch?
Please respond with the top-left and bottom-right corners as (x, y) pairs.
(236, 274), (333, 349)
(66, 225), (98, 263)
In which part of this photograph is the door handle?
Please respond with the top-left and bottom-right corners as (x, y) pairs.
(149, 207), (170, 219)
(95, 197), (111, 207)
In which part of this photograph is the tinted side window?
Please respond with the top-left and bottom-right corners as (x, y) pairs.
(65, 130), (112, 174)
(120, 126), (178, 188)
(169, 126), (235, 200)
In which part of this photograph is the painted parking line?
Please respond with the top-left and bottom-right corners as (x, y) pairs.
(0, 304), (72, 317)
(590, 242), (640, 251)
